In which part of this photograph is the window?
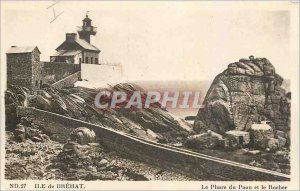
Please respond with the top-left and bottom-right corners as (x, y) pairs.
(36, 80), (38, 87)
(79, 58), (82, 64)
(86, 57), (89, 63)
(91, 57), (93, 64)
(95, 58), (98, 64)
(59, 57), (66, 62)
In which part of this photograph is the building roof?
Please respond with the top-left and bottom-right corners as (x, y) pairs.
(6, 46), (41, 54)
(51, 50), (82, 57)
(56, 38), (100, 52)
(75, 39), (99, 51)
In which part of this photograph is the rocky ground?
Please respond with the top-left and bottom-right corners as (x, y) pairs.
(185, 130), (290, 174)
(195, 147), (290, 174)
(5, 56), (291, 180)
(5, 131), (192, 181)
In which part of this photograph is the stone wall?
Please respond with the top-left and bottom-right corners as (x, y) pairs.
(51, 71), (81, 89)
(7, 53), (32, 88)
(42, 62), (81, 85)
(16, 106), (290, 181)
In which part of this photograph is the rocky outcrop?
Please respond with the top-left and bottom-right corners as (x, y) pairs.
(194, 56), (290, 135)
(5, 85), (29, 128)
(13, 117), (50, 143)
(5, 83), (193, 143)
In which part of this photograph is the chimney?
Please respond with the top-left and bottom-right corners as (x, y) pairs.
(66, 33), (77, 42)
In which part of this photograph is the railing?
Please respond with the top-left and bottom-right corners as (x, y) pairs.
(77, 26), (97, 33)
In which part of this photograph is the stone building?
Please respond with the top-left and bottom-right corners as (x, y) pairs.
(7, 45), (81, 90)
(6, 14), (97, 90)
(50, 14), (100, 64)
(6, 46), (43, 89)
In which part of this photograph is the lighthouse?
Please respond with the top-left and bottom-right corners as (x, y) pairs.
(77, 14), (97, 44)
(50, 13), (100, 64)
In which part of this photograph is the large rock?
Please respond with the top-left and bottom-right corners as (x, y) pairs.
(194, 56), (290, 134)
(185, 130), (223, 150)
(265, 138), (280, 151)
(5, 85), (29, 128)
(225, 130), (250, 146)
(250, 122), (274, 148)
(70, 127), (96, 145)
(51, 96), (68, 115)
(36, 95), (52, 111)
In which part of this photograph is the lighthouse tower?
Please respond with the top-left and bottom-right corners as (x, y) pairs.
(77, 14), (97, 44)
(51, 13), (100, 64)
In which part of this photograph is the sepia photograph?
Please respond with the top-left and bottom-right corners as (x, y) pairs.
(0, 1), (299, 190)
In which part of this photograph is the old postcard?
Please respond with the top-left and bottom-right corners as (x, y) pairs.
(0, 1), (299, 190)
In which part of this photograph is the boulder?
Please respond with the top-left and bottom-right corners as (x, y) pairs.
(70, 127), (96, 145)
(250, 123), (274, 148)
(225, 130), (250, 146)
(99, 159), (108, 166)
(185, 130), (223, 150)
(277, 136), (287, 148)
(62, 141), (85, 157)
(5, 86), (29, 127)
(195, 57), (290, 135)
(276, 130), (286, 138)
(222, 134), (239, 150)
(51, 96), (68, 115)
(27, 95), (37, 107)
(62, 141), (97, 159)
(36, 95), (52, 111)
(265, 138), (280, 151)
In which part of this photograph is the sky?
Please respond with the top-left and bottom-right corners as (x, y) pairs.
(1, 1), (299, 82)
